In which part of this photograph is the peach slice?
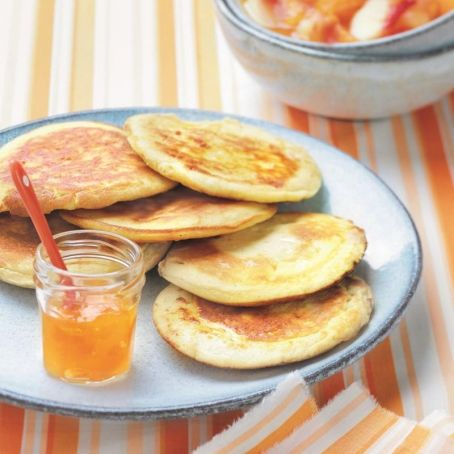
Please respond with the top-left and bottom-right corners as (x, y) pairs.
(350, 0), (418, 40)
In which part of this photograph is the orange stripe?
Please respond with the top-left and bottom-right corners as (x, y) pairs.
(393, 425), (432, 453)
(156, 0), (178, 107)
(159, 419), (189, 454)
(366, 119), (422, 419)
(292, 390), (370, 452)
(127, 422), (143, 454)
(28, 0), (55, 119)
(246, 399), (317, 454)
(45, 415), (79, 454)
(323, 406), (399, 453)
(193, 0), (222, 110)
(314, 372), (346, 408)
(218, 385), (308, 454)
(328, 120), (359, 159)
(0, 403), (25, 454)
(413, 107), (454, 287)
(314, 119), (362, 408)
(70, 0), (95, 111)
(22, 411), (37, 454)
(363, 122), (378, 171)
(314, 99), (404, 419)
(189, 417), (201, 452)
(285, 107), (309, 134)
(435, 104), (454, 166)
(392, 115), (454, 411)
(363, 341), (404, 415)
(399, 320), (424, 419)
(449, 92), (454, 116)
(330, 119), (404, 416)
(90, 421), (101, 454)
(210, 409), (244, 438)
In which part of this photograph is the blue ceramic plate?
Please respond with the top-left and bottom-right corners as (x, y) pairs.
(0, 108), (421, 419)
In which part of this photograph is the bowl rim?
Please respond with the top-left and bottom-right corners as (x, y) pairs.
(216, 0), (454, 62)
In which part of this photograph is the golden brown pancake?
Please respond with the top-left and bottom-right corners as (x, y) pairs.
(141, 242), (171, 272)
(0, 213), (170, 288)
(159, 212), (367, 305)
(60, 187), (277, 242)
(0, 213), (75, 287)
(0, 121), (176, 216)
(152, 277), (373, 369)
(125, 114), (321, 203)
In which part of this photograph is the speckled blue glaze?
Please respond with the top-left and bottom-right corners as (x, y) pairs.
(0, 108), (422, 419)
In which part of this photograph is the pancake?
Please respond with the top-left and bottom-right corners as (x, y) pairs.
(0, 213), (74, 288)
(125, 114), (321, 203)
(141, 242), (171, 272)
(60, 187), (277, 242)
(0, 213), (170, 288)
(152, 277), (373, 369)
(159, 212), (367, 305)
(0, 121), (176, 216)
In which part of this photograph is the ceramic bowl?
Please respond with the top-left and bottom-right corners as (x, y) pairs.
(216, 0), (454, 119)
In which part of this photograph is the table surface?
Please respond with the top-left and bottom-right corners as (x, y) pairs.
(0, 0), (453, 453)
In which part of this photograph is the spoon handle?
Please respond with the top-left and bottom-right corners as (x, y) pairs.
(9, 160), (67, 271)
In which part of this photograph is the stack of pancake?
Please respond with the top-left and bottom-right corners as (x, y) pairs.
(0, 114), (373, 369)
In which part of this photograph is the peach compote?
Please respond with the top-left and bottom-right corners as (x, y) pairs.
(243, 0), (454, 43)
(41, 292), (139, 383)
(34, 230), (145, 384)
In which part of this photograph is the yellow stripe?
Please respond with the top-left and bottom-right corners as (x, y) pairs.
(156, 0), (178, 107)
(127, 422), (144, 453)
(22, 411), (37, 454)
(393, 425), (432, 453)
(323, 406), (399, 453)
(193, 0), (221, 110)
(40, 414), (50, 453)
(218, 386), (307, 454)
(70, 0), (95, 111)
(28, 0), (56, 119)
(246, 399), (317, 454)
(45, 415), (79, 454)
(89, 421), (101, 454)
(365, 120), (422, 419)
(291, 391), (370, 453)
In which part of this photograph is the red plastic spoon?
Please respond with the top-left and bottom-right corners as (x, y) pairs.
(9, 160), (68, 271)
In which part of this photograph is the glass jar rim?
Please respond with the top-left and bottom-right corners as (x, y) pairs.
(35, 229), (144, 284)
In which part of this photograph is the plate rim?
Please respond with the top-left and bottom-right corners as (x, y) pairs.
(0, 106), (422, 419)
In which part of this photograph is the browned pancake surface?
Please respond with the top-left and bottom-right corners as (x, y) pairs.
(0, 122), (175, 215)
(60, 187), (277, 241)
(0, 213), (75, 287)
(194, 285), (346, 341)
(125, 115), (321, 203)
(153, 277), (373, 368)
(142, 123), (299, 188)
(159, 212), (367, 305)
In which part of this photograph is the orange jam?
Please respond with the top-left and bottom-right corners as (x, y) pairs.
(243, 0), (454, 43)
(41, 294), (138, 383)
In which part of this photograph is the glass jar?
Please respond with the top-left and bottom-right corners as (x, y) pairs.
(34, 230), (145, 384)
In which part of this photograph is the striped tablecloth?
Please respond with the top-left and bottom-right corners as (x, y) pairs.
(0, 0), (453, 453)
